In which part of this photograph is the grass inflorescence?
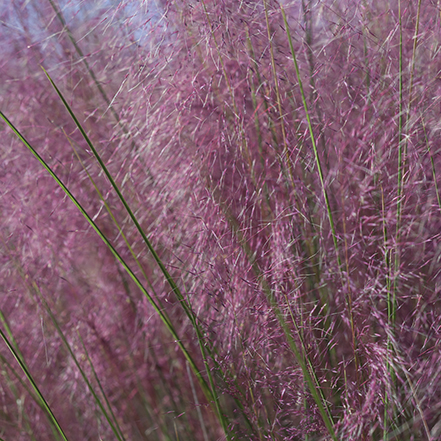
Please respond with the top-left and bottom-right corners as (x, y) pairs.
(1, 0), (441, 440)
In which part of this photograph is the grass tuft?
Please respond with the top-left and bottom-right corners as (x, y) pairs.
(1, 0), (441, 439)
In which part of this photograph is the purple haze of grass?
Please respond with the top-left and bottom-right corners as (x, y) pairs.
(1, 0), (441, 440)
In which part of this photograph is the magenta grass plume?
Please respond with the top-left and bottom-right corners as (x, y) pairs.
(1, 0), (441, 440)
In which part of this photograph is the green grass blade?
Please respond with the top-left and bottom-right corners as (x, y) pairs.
(386, 1), (405, 437)
(44, 67), (185, 324)
(280, 6), (340, 268)
(41, 67), (232, 439)
(76, 333), (126, 441)
(64, 127), (165, 308)
(263, 0), (295, 191)
(0, 328), (69, 441)
(42, 66), (198, 352)
(0, 109), (214, 408)
(0, 248), (65, 441)
(31, 282), (126, 441)
(0, 352), (46, 441)
(210, 187), (337, 440)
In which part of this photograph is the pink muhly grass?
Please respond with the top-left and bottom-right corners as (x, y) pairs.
(1, 0), (441, 440)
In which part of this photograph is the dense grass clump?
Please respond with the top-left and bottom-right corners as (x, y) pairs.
(1, 0), (441, 439)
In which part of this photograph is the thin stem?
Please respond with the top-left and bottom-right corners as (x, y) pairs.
(0, 329), (69, 441)
(0, 109), (214, 410)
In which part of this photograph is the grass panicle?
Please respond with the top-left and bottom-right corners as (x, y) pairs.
(1, 0), (441, 439)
